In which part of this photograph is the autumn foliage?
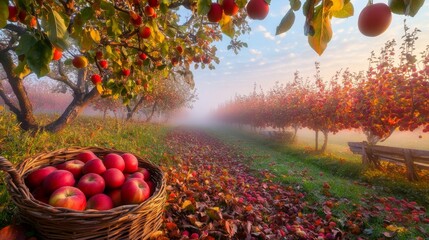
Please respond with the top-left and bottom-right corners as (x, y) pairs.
(215, 27), (429, 147)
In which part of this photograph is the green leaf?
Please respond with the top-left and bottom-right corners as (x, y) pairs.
(80, 7), (94, 21)
(13, 60), (31, 79)
(46, 9), (69, 49)
(308, 6), (332, 55)
(26, 39), (53, 77)
(0, 0), (8, 28)
(100, 0), (115, 17)
(290, 0), (301, 11)
(16, 0), (31, 11)
(332, 1), (353, 18)
(220, 14), (235, 38)
(236, 0), (247, 8)
(107, 19), (122, 36)
(405, 0), (424, 17)
(15, 33), (37, 55)
(276, 9), (295, 35)
(389, 0), (407, 14)
(197, 0), (212, 15)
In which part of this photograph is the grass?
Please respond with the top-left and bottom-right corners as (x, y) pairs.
(207, 127), (429, 239)
(0, 110), (170, 228)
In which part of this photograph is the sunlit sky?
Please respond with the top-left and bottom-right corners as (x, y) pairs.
(185, 0), (429, 120)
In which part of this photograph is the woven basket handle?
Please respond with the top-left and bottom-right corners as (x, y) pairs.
(0, 156), (23, 186)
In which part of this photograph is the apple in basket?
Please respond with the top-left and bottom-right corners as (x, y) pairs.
(76, 150), (99, 163)
(121, 178), (151, 205)
(49, 186), (87, 211)
(42, 170), (75, 193)
(77, 173), (106, 197)
(86, 193), (114, 210)
(25, 166), (57, 190)
(56, 160), (85, 179)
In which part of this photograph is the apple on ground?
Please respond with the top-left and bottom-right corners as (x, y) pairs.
(86, 193), (114, 210)
(49, 186), (86, 211)
(42, 170), (75, 193)
(103, 153), (125, 171)
(107, 189), (122, 207)
(76, 150), (98, 163)
(139, 168), (151, 181)
(102, 168), (125, 189)
(122, 153), (139, 173)
(82, 158), (107, 175)
(121, 178), (151, 205)
(25, 166), (57, 189)
(56, 160), (85, 179)
(77, 173), (105, 197)
(0, 224), (28, 240)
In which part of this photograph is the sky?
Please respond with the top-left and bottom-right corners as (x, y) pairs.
(184, 0), (429, 120)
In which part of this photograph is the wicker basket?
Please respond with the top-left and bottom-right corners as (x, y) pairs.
(0, 146), (166, 240)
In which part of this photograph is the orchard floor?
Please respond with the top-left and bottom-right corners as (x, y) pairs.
(157, 128), (429, 240)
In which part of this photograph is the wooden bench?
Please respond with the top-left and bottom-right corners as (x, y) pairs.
(348, 142), (429, 181)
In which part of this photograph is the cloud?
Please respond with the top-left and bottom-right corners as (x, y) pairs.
(264, 32), (275, 40)
(249, 49), (262, 55)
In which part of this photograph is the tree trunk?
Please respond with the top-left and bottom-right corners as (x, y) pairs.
(0, 50), (38, 131)
(126, 96), (145, 121)
(44, 90), (99, 132)
(145, 101), (158, 122)
(0, 51), (99, 133)
(315, 130), (319, 151)
(320, 130), (329, 153)
(291, 125), (298, 142)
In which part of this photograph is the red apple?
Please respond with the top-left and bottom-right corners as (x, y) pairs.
(223, 0), (239, 16)
(56, 160), (85, 179)
(25, 166), (57, 189)
(145, 6), (155, 17)
(107, 189), (122, 207)
(72, 55), (88, 68)
(246, 0), (269, 20)
(82, 158), (106, 175)
(86, 194), (114, 210)
(49, 186), (86, 211)
(148, 0), (160, 8)
(103, 153), (125, 171)
(130, 12), (143, 26)
(121, 153), (139, 173)
(127, 172), (145, 180)
(358, 3), (392, 37)
(176, 46), (183, 54)
(76, 150), (98, 163)
(103, 168), (125, 189)
(121, 68), (131, 77)
(99, 60), (108, 69)
(139, 52), (147, 60)
(146, 179), (155, 195)
(42, 170), (75, 193)
(139, 26), (151, 39)
(96, 51), (103, 60)
(171, 57), (179, 66)
(31, 186), (50, 204)
(0, 224), (28, 240)
(207, 3), (223, 22)
(52, 48), (63, 61)
(139, 168), (151, 181)
(121, 178), (151, 204)
(8, 6), (18, 22)
(77, 173), (105, 197)
(91, 74), (102, 85)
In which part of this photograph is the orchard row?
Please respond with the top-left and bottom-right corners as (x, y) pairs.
(215, 29), (429, 148)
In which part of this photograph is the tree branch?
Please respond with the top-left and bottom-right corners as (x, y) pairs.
(47, 61), (79, 92)
(0, 81), (20, 115)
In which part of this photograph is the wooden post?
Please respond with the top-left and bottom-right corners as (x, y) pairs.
(361, 142), (369, 167)
(403, 149), (418, 181)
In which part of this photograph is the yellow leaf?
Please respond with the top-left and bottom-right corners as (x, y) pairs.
(96, 84), (103, 94)
(0, 105), (3, 111)
(206, 207), (222, 220)
(181, 200), (194, 211)
(330, 0), (344, 11)
(308, 5), (333, 55)
(220, 14), (234, 38)
(90, 29), (101, 43)
(386, 225), (406, 233)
